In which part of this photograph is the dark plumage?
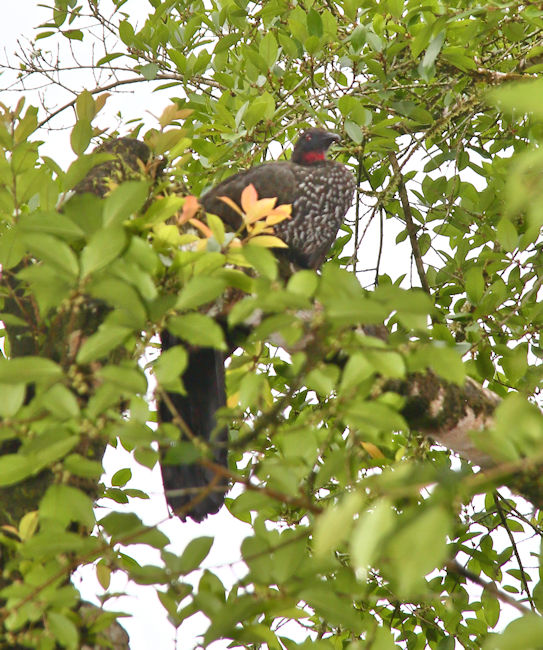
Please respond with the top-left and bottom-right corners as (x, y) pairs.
(160, 128), (355, 522)
(201, 128), (356, 269)
(159, 342), (228, 522)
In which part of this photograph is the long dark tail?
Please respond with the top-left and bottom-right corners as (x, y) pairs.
(159, 333), (228, 522)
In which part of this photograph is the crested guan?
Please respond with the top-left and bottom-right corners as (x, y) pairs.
(160, 128), (355, 522)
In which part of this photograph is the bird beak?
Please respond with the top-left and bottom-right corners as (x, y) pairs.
(324, 132), (341, 149)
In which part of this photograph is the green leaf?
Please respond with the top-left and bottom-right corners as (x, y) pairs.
(345, 120), (363, 143)
(154, 344), (188, 391)
(89, 278), (147, 328)
(339, 353), (374, 394)
(70, 119), (92, 155)
(43, 384), (80, 419)
(103, 181), (149, 227)
(21, 232), (79, 278)
(259, 33), (278, 67)
(167, 314), (226, 349)
(178, 537), (214, 574)
(75, 89), (95, 122)
(80, 226), (127, 277)
(0, 454), (39, 486)
(139, 63), (159, 80)
(386, 506), (451, 596)
(0, 357), (62, 383)
(47, 611), (79, 650)
(307, 9), (323, 38)
(175, 276), (227, 311)
(306, 365), (340, 396)
(244, 92), (275, 129)
(19, 212), (85, 240)
(421, 31), (444, 71)
(496, 217), (517, 251)
(464, 266), (485, 303)
(313, 492), (363, 557)
(76, 325), (132, 364)
(484, 614), (543, 649)
(111, 467), (132, 487)
(40, 484), (95, 528)
(242, 244), (278, 281)
(99, 364), (147, 394)
(63, 454), (103, 479)
(350, 499), (396, 578)
(99, 511), (142, 536)
(298, 586), (364, 634)
(0, 383), (26, 417)
(488, 78), (543, 119)
(207, 212), (225, 245)
(287, 270), (318, 297)
(0, 227), (26, 269)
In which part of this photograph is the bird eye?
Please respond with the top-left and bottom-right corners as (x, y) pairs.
(305, 134), (311, 141)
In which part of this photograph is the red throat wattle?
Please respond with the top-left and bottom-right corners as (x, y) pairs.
(302, 150), (325, 163)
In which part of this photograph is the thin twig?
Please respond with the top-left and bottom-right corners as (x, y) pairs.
(446, 560), (533, 616)
(388, 152), (430, 294)
(493, 492), (535, 609)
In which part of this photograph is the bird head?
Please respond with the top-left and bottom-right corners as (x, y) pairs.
(291, 128), (341, 165)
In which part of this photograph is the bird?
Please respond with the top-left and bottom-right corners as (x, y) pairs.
(160, 127), (356, 522)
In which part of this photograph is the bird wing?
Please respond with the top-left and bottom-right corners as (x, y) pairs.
(200, 161), (296, 229)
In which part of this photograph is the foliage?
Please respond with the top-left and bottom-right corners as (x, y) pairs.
(2, 0), (543, 648)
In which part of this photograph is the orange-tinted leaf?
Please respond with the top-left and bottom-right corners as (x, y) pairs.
(94, 93), (110, 114)
(189, 218), (212, 238)
(240, 183), (259, 213)
(179, 195), (200, 224)
(361, 441), (385, 458)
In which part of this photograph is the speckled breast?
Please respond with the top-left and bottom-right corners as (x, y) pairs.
(275, 161), (355, 269)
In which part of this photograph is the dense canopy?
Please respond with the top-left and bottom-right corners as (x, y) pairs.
(2, 1), (543, 648)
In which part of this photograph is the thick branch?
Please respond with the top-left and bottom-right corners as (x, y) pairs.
(387, 371), (498, 468)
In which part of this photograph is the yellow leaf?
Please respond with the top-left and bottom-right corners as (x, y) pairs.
(19, 511), (39, 541)
(361, 441), (385, 459)
(159, 104), (193, 128)
(226, 248), (252, 267)
(265, 204), (292, 225)
(219, 195), (244, 217)
(244, 197), (278, 224)
(154, 223), (182, 245)
(247, 221), (274, 236)
(248, 235), (288, 248)
(227, 392), (239, 408)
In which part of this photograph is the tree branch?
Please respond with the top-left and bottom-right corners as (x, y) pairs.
(388, 152), (431, 294)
